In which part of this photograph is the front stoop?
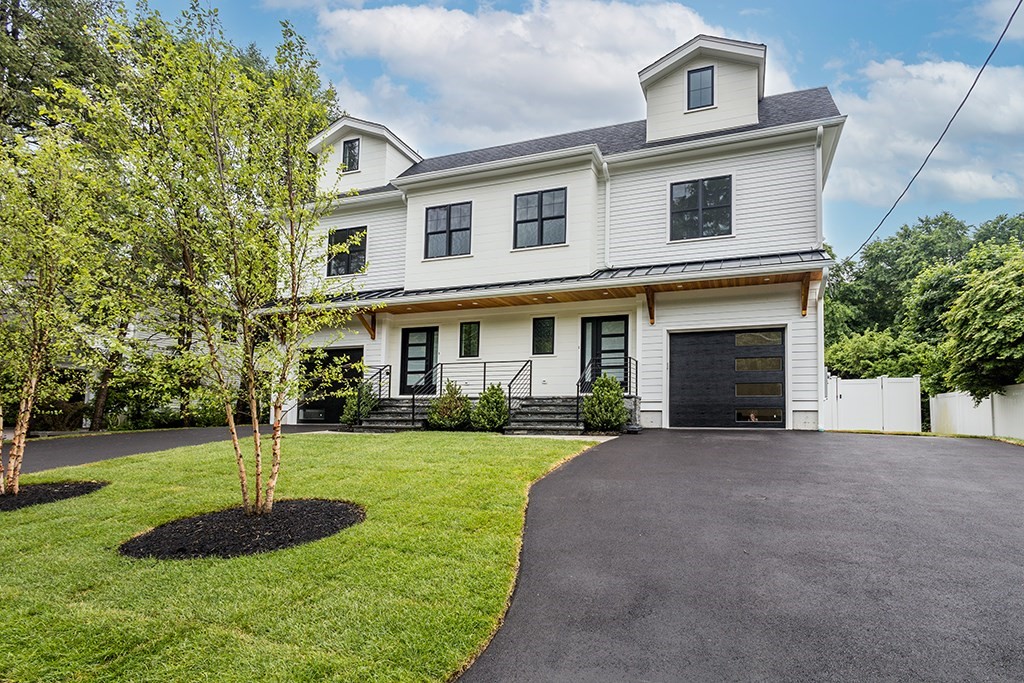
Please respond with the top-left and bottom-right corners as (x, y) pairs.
(505, 397), (584, 436)
(352, 398), (427, 433)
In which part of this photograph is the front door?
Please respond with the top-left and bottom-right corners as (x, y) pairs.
(581, 315), (629, 388)
(401, 327), (439, 394)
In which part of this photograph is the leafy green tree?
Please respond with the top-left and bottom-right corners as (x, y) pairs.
(943, 248), (1024, 402)
(0, 128), (106, 494)
(0, 0), (116, 138)
(844, 212), (971, 332)
(825, 329), (947, 395)
(973, 213), (1024, 245)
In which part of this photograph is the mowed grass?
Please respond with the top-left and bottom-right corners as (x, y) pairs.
(0, 432), (596, 682)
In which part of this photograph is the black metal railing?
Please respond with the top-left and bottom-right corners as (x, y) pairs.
(507, 360), (532, 417)
(408, 360), (533, 426)
(576, 356), (639, 423)
(354, 365), (391, 425)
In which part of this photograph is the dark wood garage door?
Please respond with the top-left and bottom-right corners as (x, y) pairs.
(669, 329), (786, 428)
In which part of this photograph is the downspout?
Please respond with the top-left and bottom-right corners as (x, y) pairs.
(815, 126), (826, 430)
(602, 161), (612, 268)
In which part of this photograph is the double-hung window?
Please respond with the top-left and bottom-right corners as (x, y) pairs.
(342, 138), (360, 171)
(687, 66), (714, 110)
(327, 227), (366, 276)
(669, 175), (732, 241)
(425, 202), (472, 259)
(460, 322), (480, 358)
(514, 188), (566, 248)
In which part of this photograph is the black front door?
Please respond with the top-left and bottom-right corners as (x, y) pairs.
(669, 328), (786, 428)
(581, 315), (629, 387)
(401, 327), (439, 394)
(297, 347), (364, 423)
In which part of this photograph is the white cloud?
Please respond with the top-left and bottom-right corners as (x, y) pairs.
(976, 0), (1024, 41)
(828, 58), (1024, 205)
(312, 0), (796, 155)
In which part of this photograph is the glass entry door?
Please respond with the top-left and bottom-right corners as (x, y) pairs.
(581, 315), (629, 386)
(401, 327), (439, 394)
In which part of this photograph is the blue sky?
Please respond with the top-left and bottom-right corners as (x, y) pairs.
(150, 0), (1024, 257)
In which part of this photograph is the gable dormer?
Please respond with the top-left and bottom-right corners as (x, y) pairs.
(307, 116), (422, 194)
(639, 35), (766, 143)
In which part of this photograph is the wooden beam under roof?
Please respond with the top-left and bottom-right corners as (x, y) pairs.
(355, 312), (376, 339)
(364, 270), (823, 315)
(644, 286), (656, 325)
(800, 272), (812, 317)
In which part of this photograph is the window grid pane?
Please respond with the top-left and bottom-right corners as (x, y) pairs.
(669, 176), (731, 241)
(342, 139), (360, 171)
(688, 67), (713, 109)
(515, 188), (567, 248)
(460, 322), (480, 358)
(425, 203), (472, 258)
(327, 227), (366, 276)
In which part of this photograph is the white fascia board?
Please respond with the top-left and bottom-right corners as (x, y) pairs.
(606, 116), (848, 167)
(327, 189), (405, 211)
(390, 145), (605, 190)
(639, 35), (766, 97)
(820, 119), (845, 186)
(308, 116), (423, 163)
(344, 259), (834, 310)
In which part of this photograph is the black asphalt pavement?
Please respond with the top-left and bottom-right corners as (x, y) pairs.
(17, 425), (326, 473)
(461, 429), (1024, 682)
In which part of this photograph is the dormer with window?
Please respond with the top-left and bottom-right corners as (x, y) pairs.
(307, 116), (422, 194)
(640, 35), (766, 143)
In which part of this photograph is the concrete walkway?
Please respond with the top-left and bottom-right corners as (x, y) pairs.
(460, 429), (1024, 682)
(14, 425), (325, 473)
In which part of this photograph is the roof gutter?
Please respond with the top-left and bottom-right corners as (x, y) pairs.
(392, 145), (606, 189)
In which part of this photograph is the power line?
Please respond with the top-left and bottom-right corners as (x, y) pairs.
(841, 0), (1023, 265)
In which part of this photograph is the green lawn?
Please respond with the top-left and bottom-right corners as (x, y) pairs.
(0, 432), (596, 682)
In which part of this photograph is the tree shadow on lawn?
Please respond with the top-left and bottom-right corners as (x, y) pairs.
(119, 498), (366, 560)
(0, 481), (109, 512)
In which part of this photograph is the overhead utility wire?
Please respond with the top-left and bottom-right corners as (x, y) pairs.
(842, 0), (1023, 265)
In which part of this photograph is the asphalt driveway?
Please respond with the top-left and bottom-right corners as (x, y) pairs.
(15, 425), (326, 473)
(461, 429), (1024, 682)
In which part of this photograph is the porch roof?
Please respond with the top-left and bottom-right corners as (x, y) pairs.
(332, 249), (829, 315)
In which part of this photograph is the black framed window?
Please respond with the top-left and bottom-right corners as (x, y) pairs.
(687, 66), (714, 110)
(460, 322), (480, 358)
(514, 188), (567, 248)
(327, 227), (366, 276)
(342, 138), (360, 171)
(425, 202), (472, 259)
(670, 175), (731, 240)
(532, 317), (555, 355)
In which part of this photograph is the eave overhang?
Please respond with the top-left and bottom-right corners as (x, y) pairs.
(392, 145), (605, 190)
(639, 35), (767, 100)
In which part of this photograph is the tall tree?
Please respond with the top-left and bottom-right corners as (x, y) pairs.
(0, 0), (117, 138)
(0, 128), (104, 494)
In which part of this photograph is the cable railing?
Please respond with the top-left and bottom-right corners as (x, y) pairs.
(408, 359), (532, 426)
(353, 365), (391, 425)
(506, 360), (532, 417)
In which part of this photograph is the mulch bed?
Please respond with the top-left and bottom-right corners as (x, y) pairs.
(0, 481), (109, 512)
(119, 498), (366, 560)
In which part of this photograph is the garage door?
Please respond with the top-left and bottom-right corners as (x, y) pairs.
(669, 329), (785, 428)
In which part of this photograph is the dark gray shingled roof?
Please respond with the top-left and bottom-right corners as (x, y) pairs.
(331, 249), (830, 303)
(399, 87), (841, 178)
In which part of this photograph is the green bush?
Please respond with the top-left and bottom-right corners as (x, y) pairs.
(471, 383), (509, 431)
(581, 374), (629, 432)
(427, 380), (472, 430)
(340, 382), (378, 425)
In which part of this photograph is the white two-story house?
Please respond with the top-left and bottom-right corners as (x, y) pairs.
(287, 34), (845, 431)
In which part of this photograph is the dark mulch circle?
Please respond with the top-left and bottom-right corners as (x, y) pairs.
(119, 498), (366, 560)
(0, 481), (109, 512)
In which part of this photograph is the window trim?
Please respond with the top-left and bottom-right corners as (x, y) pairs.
(459, 321), (480, 358)
(341, 137), (361, 173)
(531, 316), (556, 356)
(666, 174), (734, 242)
(326, 226), (367, 278)
(686, 65), (715, 111)
(512, 187), (568, 250)
(424, 202), (473, 259)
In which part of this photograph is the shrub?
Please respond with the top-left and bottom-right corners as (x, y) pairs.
(427, 380), (471, 430)
(471, 383), (509, 431)
(340, 382), (378, 425)
(581, 374), (629, 432)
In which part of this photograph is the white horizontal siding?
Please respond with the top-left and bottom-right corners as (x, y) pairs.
(608, 143), (819, 266)
(402, 163), (600, 290)
(317, 200), (406, 291)
(319, 133), (389, 194)
(646, 59), (759, 142)
(639, 284), (820, 428)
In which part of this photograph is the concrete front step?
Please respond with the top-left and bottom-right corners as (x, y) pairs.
(504, 427), (585, 436)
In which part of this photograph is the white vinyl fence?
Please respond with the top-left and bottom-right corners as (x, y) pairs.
(822, 375), (922, 433)
(929, 384), (1024, 439)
